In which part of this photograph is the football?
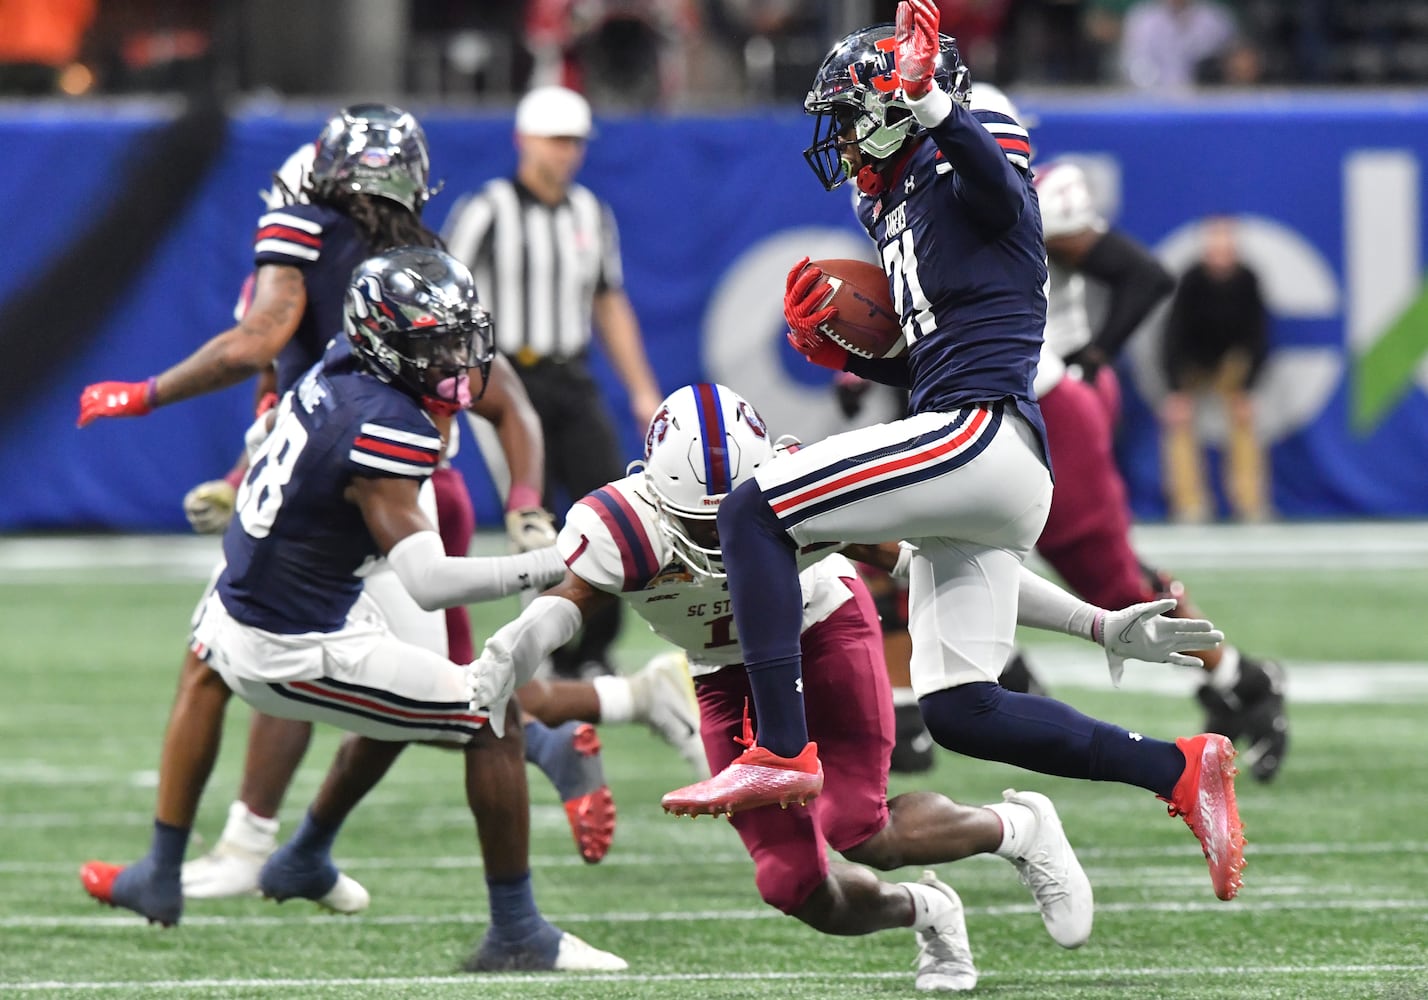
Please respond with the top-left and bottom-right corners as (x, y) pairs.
(805, 258), (905, 359)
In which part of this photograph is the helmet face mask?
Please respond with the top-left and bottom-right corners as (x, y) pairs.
(312, 104), (436, 214)
(638, 384), (773, 580)
(802, 24), (971, 191)
(344, 247), (495, 412)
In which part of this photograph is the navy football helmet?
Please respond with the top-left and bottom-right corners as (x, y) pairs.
(312, 104), (435, 214)
(344, 247), (494, 412)
(803, 24), (970, 191)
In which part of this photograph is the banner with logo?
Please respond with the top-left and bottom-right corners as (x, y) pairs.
(3, 94), (1425, 531)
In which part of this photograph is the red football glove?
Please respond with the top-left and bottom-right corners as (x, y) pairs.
(786, 328), (849, 371)
(784, 257), (837, 337)
(77, 378), (155, 428)
(896, 0), (941, 100)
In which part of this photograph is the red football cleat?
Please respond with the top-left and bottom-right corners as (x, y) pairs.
(79, 861), (121, 905)
(563, 724), (616, 864)
(1163, 733), (1246, 901)
(662, 741), (824, 817)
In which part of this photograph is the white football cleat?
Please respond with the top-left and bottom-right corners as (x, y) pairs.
(315, 872), (371, 915)
(182, 839), (271, 900)
(632, 652), (707, 776)
(552, 932), (629, 971)
(912, 871), (977, 992)
(1000, 788), (1094, 948)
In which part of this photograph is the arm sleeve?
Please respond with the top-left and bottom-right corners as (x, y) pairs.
(845, 354), (912, 388)
(1078, 228), (1177, 360)
(386, 531), (568, 612)
(1016, 567), (1099, 641)
(485, 594), (585, 686)
(596, 201), (625, 293)
(909, 90), (1026, 233)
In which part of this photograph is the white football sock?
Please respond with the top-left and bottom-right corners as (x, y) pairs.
(891, 685), (919, 708)
(1207, 645), (1242, 692)
(593, 674), (636, 725)
(985, 800), (1038, 860)
(223, 800), (279, 852)
(901, 878), (955, 931)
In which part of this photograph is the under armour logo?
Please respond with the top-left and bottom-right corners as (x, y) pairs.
(905, 174), (916, 193)
(1128, 731), (1144, 741)
(795, 678), (803, 693)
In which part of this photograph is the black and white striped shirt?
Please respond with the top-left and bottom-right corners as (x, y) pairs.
(442, 178), (624, 361)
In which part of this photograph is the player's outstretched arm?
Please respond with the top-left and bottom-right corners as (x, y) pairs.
(1015, 567), (1224, 686)
(79, 266), (305, 427)
(353, 475), (566, 610)
(1069, 228), (1176, 364)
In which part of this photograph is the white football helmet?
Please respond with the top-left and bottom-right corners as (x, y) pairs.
(638, 383), (774, 579)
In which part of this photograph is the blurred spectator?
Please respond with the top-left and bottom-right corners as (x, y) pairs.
(1119, 0), (1256, 89)
(702, 0), (828, 103)
(872, 0), (1011, 80)
(0, 0), (95, 96)
(528, 0), (696, 108)
(89, 0), (213, 94)
(1159, 216), (1272, 523)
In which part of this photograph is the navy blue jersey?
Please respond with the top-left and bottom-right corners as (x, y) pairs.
(253, 203), (372, 393)
(847, 102), (1049, 459)
(217, 342), (442, 634)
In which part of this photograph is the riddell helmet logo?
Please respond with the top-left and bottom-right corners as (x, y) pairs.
(848, 37), (901, 94)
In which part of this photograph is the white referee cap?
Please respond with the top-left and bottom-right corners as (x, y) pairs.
(515, 86), (594, 139)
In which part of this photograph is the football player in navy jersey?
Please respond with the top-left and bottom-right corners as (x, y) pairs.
(665, 0), (1246, 902)
(79, 247), (626, 972)
(79, 111), (613, 896)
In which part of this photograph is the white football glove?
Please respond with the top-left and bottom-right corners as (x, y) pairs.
(465, 636), (516, 738)
(505, 507), (557, 552)
(1098, 598), (1224, 687)
(182, 480), (236, 535)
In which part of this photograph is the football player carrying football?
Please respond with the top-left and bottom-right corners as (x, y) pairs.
(78, 247), (626, 973)
(460, 382), (1235, 988)
(664, 1), (1247, 902)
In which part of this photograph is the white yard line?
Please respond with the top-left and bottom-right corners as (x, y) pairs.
(3, 522), (1428, 581)
(3, 839), (1426, 874)
(4, 896), (1426, 931)
(2, 962), (1425, 992)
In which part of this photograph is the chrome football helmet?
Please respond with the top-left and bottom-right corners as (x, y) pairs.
(638, 383), (774, 579)
(344, 247), (494, 412)
(311, 104), (435, 214)
(803, 24), (970, 191)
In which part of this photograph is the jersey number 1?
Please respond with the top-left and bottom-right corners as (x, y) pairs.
(881, 229), (937, 345)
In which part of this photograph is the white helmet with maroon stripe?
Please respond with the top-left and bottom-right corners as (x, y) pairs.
(638, 383), (774, 578)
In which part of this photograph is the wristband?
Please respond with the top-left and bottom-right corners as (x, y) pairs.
(506, 484), (542, 512)
(223, 466), (245, 489)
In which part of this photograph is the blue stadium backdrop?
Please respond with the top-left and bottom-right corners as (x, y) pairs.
(4, 93), (1426, 531)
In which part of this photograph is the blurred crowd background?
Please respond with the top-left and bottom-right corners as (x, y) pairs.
(5, 0), (1428, 106)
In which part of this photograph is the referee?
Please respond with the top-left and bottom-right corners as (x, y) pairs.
(444, 85), (661, 679)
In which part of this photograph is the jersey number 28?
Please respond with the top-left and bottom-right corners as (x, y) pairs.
(236, 398), (308, 538)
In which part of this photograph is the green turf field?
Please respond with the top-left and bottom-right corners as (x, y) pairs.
(2, 529), (1427, 998)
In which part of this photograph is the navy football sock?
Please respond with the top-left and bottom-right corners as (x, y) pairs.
(149, 819), (190, 870)
(524, 720), (601, 802)
(921, 682), (1186, 798)
(718, 481), (807, 758)
(485, 872), (555, 948)
(286, 809), (341, 858)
